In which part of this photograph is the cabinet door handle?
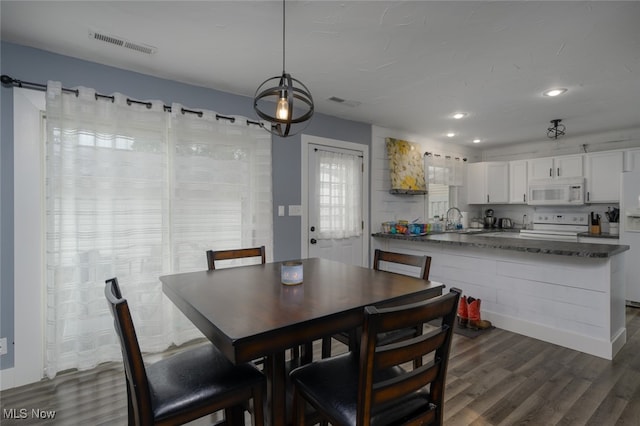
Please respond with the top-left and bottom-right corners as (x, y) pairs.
(557, 167), (560, 177)
(587, 192), (590, 202)
(487, 194), (490, 203)
(549, 168), (552, 177)
(523, 194), (526, 202)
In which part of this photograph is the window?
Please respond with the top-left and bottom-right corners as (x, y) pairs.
(429, 183), (450, 219)
(315, 149), (362, 239)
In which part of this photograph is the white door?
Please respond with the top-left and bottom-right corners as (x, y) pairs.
(304, 138), (367, 267)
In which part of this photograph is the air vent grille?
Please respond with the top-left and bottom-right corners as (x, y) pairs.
(89, 30), (157, 55)
(328, 96), (361, 108)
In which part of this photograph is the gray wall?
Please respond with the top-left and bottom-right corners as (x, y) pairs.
(0, 41), (371, 369)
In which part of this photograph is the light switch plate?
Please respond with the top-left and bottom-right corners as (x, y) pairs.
(288, 205), (302, 216)
(278, 205), (285, 217)
(0, 337), (7, 355)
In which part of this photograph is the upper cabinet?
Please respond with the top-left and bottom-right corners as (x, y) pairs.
(509, 160), (528, 204)
(528, 155), (583, 180)
(467, 162), (509, 204)
(624, 148), (640, 172)
(585, 151), (623, 203)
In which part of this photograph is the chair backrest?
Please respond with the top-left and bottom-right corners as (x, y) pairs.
(357, 287), (461, 425)
(373, 249), (431, 280)
(105, 278), (153, 425)
(206, 246), (266, 271)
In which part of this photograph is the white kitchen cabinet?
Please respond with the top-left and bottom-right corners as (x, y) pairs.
(528, 154), (583, 180)
(467, 162), (509, 204)
(466, 162), (485, 204)
(509, 160), (528, 204)
(585, 151), (623, 203)
(624, 148), (640, 172)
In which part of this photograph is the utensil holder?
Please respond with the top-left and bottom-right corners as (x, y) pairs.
(609, 223), (619, 236)
(590, 225), (601, 235)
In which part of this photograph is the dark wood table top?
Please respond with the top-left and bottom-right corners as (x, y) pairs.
(161, 257), (444, 364)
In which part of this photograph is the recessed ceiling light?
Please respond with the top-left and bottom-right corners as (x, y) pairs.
(543, 88), (568, 97)
(472, 139), (481, 144)
(452, 112), (467, 119)
(446, 133), (456, 138)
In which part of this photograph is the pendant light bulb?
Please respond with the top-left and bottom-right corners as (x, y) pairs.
(276, 95), (289, 120)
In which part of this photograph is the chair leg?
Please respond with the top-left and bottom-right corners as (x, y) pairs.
(301, 342), (313, 364)
(125, 380), (135, 426)
(321, 337), (332, 358)
(252, 384), (265, 426)
(225, 405), (245, 426)
(292, 387), (306, 426)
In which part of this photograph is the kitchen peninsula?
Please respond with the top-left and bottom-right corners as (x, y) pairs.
(373, 231), (630, 359)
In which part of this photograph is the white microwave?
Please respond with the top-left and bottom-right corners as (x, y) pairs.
(528, 177), (585, 205)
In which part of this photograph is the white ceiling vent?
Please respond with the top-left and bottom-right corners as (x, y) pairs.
(89, 30), (157, 55)
(328, 96), (361, 108)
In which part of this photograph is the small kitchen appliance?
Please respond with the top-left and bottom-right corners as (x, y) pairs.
(484, 209), (497, 229)
(528, 177), (585, 205)
(498, 218), (513, 229)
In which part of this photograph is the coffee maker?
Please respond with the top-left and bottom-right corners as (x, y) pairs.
(484, 208), (497, 229)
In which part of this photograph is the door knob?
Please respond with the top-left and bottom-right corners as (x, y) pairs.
(310, 238), (317, 244)
(310, 226), (315, 232)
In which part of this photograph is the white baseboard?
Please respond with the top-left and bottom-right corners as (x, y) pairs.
(485, 311), (625, 360)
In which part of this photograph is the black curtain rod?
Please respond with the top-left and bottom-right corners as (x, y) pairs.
(1, 74), (263, 127)
(424, 151), (468, 162)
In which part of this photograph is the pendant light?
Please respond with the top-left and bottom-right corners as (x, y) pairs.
(254, 0), (314, 137)
(547, 119), (566, 140)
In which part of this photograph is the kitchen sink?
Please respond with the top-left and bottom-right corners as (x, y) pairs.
(480, 232), (522, 239)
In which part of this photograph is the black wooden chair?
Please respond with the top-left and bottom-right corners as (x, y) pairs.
(322, 249), (433, 359)
(206, 246), (266, 270)
(291, 287), (461, 426)
(105, 277), (265, 426)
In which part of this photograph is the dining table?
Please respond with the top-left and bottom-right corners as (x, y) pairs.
(160, 257), (444, 426)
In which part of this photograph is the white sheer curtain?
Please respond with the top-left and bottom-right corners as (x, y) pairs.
(44, 82), (272, 378)
(169, 104), (273, 270)
(424, 154), (465, 186)
(315, 149), (362, 239)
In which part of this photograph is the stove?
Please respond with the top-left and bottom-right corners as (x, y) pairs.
(519, 213), (589, 241)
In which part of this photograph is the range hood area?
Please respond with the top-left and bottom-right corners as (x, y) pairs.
(386, 138), (427, 194)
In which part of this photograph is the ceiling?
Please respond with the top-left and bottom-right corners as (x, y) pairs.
(2, 1), (640, 147)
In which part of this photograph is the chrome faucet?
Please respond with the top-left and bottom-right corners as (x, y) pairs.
(446, 207), (462, 230)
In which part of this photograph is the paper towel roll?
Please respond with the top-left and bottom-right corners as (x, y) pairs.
(461, 211), (469, 229)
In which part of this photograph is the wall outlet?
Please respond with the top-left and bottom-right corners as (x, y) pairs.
(0, 337), (7, 355)
(288, 205), (302, 216)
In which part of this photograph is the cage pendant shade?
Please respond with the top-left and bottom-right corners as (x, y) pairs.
(253, 0), (314, 137)
(547, 119), (566, 140)
(254, 72), (314, 137)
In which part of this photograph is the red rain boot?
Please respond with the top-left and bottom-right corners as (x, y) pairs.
(457, 295), (468, 328)
(467, 297), (492, 330)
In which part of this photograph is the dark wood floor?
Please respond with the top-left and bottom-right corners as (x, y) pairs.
(3, 307), (640, 425)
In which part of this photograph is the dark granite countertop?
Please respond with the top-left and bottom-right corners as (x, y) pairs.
(577, 232), (620, 240)
(372, 231), (629, 258)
